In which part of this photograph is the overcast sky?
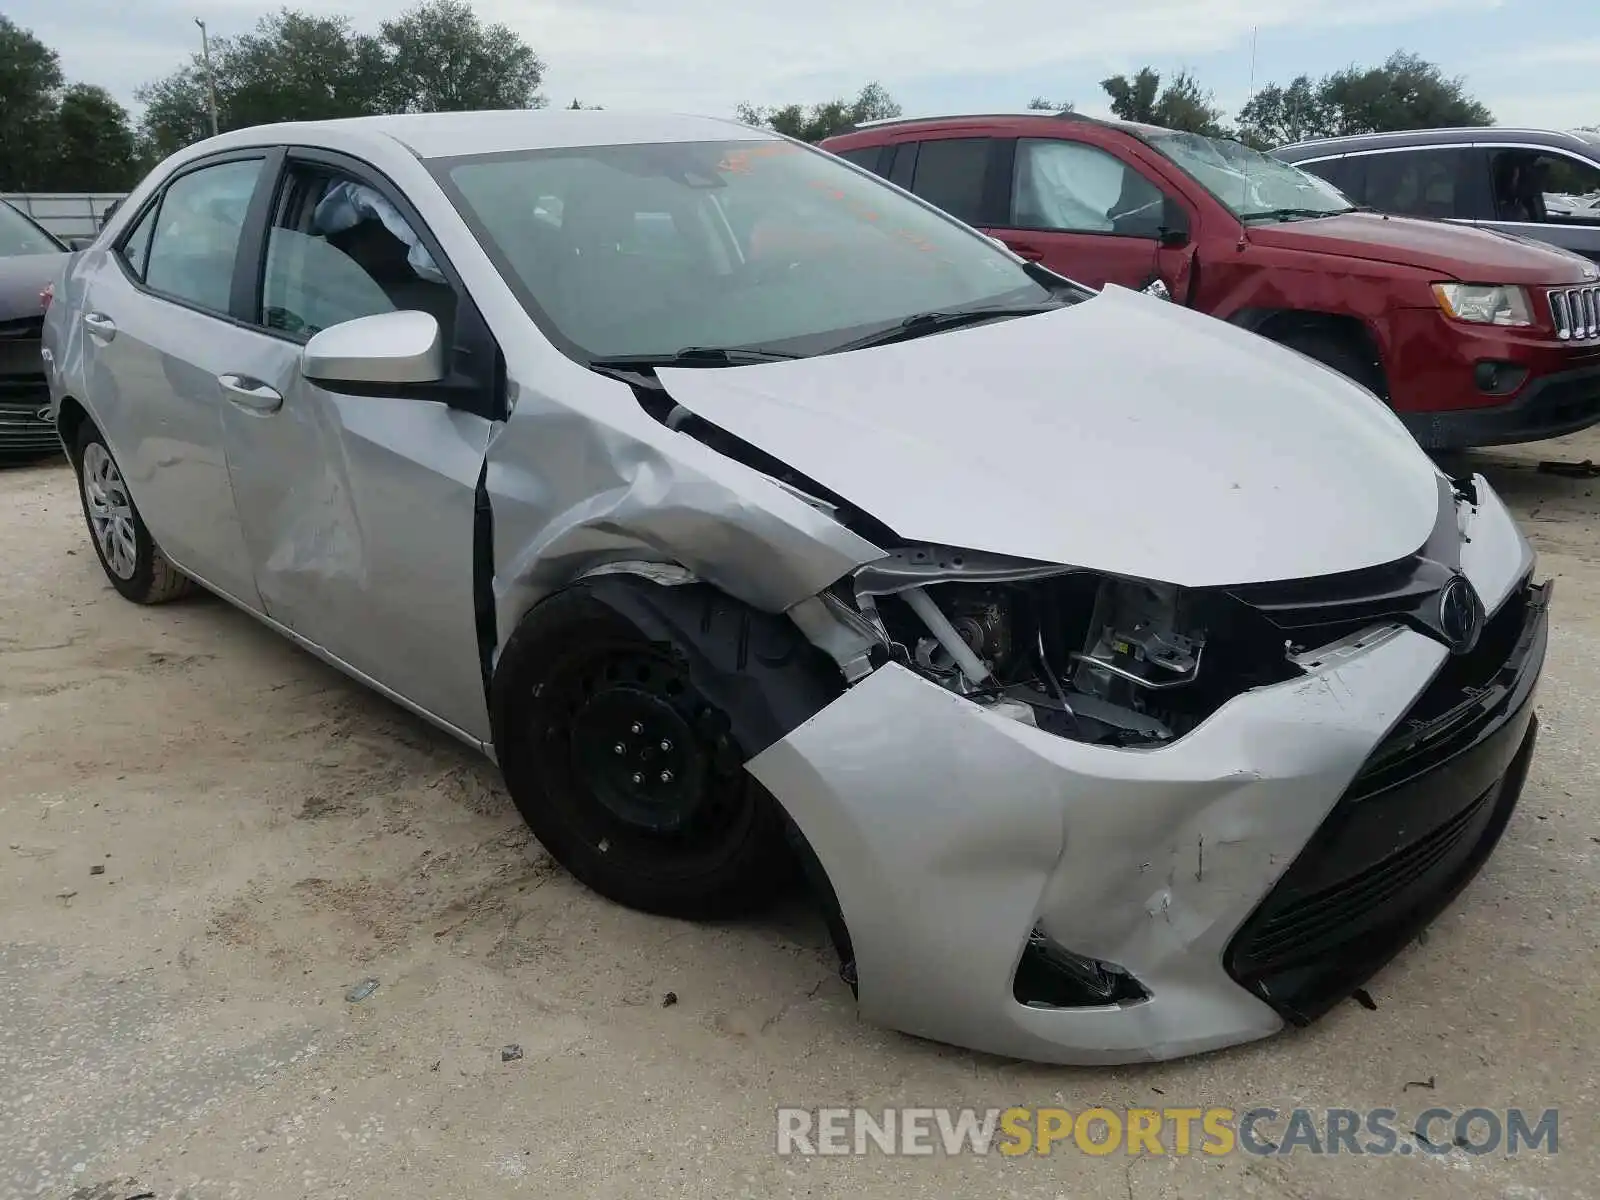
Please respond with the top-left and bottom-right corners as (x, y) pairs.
(12, 0), (1599, 131)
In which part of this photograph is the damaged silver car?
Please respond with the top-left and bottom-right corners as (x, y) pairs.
(44, 111), (1549, 1064)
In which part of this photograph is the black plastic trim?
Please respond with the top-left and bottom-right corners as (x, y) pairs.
(1224, 578), (1549, 1024)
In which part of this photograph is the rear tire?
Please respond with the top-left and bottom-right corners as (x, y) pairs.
(72, 424), (194, 605)
(491, 584), (804, 920)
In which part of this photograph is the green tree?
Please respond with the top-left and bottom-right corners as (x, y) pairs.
(137, 1), (547, 158)
(1027, 97), (1074, 113)
(137, 11), (390, 158)
(1319, 51), (1491, 135)
(379, 0), (546, 112)
(1236, 76), (1329, 149)
(737, 81), (900, 143)
(0, 16), (65, 190)
(1101, 67), (1227, 135)
(1235, 52), (1492, 148)
(48, 84), (141, 189)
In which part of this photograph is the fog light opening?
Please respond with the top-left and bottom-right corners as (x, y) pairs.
(1014, 927), (1149, 1008)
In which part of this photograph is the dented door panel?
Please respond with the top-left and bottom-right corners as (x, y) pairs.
(219, 325), (495, 742)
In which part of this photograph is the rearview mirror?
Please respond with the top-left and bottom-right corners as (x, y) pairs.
(301, 310), (445, 386)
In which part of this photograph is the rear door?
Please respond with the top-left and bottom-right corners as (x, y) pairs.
(216, 148), (501, 743)
(899, 135), (1002, 231)
(74, 151), (275, 606)
(984, 136), (1189, 295)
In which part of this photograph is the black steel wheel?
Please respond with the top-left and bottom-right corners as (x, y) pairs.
(493, 584), (804, 918)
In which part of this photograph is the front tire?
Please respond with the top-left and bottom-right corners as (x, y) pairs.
(491, 585), (804, 919)
(72, 424), (194, 605)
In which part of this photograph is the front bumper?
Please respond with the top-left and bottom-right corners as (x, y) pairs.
(749, 478), (1543, 1063)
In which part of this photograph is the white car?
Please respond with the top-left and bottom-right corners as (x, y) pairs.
(44, 110), (1549, 1063)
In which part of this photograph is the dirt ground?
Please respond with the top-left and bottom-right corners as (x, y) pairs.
(2, 429), (1598, 1200)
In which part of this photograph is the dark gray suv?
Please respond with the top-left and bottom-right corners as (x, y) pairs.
(1276, 128), (1600, 279)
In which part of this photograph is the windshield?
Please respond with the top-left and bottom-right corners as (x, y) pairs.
(431, 138), (1065, 361)
(0, 202), (63, 257)
(1146, 131), (1355, 220)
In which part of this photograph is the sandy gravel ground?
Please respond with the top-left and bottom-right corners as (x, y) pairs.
(2, 429), (1598, 1200)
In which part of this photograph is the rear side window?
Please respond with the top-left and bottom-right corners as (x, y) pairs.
(909, 138), (991, 224)
(834, 146), (884, 174)
(142, 158), (265, 313)
(1299, 157), (1364, 200)
(1362, 148), (1486, 220)
(887, 143), (918, 190)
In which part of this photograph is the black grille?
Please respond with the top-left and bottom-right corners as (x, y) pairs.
(1224, 579), (1549, 1024)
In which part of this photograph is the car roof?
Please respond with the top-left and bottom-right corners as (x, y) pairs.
(820, 111), (1174, 146)
(174, 109), (774, 164)
(1276, 126), (1600, 160)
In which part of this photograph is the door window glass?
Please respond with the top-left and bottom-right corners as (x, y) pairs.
(1489, 150), (1600, 224)
(118, 203), (159, 280)
(833, 146), (883, 173)
(1363, 148), (1481, 220)
(143, 158), (264, 313)
(909, 138), (991, 224)
(261, 170), (456, 340)
(887, 142), (918, 190)
(1012, 138), (1167, 237)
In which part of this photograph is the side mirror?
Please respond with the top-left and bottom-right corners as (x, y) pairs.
(63, 235), (96, 251)
(1158, 199), (1191, 248)
(301, 310), (444, 386)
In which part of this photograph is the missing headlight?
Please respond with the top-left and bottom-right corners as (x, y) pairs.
(840, 545), (1306, 747)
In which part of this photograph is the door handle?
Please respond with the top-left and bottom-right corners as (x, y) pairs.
(82, 311), (117, 341)
(218, 373), (283, 413)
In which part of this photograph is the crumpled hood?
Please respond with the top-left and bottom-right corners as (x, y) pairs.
(1246, 211), (1595, 285)
(659, 286), (1444, 589)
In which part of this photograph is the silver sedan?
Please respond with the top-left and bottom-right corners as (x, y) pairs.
(45, 110), (1548, 1063)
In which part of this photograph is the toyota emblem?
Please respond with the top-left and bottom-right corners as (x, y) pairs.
(1437, 575), (1483, 655)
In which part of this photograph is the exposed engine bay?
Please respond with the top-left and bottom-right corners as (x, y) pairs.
(842, 546), (1308, 747)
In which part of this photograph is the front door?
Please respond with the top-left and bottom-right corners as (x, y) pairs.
(78, 154), (271, 606)
(217, 153), (498, 743)
(984, 137), (1192, 299)
(1478, 146), (1600, 265)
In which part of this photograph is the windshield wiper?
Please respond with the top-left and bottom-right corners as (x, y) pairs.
(588, 346), (800, 371)
(1240, 206), (1354, 223)
(827, 304), (1062, 354)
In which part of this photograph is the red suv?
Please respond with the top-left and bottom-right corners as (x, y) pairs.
(821, 113), (1600, 449)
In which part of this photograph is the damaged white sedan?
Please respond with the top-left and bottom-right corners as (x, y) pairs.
(45, 111), (1549, 1064)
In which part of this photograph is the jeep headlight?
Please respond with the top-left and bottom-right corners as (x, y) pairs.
(1431, 282), (1533, 327)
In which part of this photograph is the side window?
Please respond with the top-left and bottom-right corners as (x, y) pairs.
(117, 202), (159, 280)
(1364, 148), (1483, 220)
(909, 138), (991, 224)
(260, 168), (456, 341)
(1489, 150), (1600, 224)
(887, 142), (918, 190)
(1300, 157), (1363, 201)
(142, 158), (264, 312)
(834, 146), (883, 174)
(1011, 138), (1168, 237)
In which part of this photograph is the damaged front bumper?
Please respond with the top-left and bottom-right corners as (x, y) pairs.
(752, 480), (1546, 1064)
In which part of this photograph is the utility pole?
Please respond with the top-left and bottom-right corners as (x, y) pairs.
(196, 18), (219, 137)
